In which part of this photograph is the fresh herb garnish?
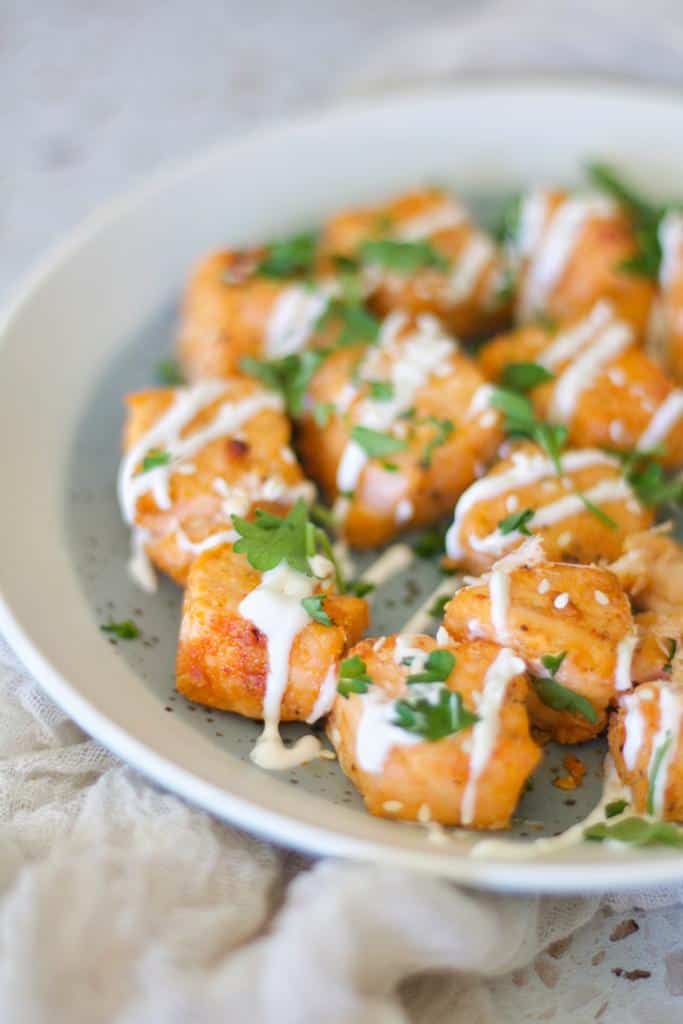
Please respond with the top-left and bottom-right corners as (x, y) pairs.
(100, 619), (140, 640)
(337, 655), (374, 697)
(493, 265), (517, 304)
(489, 387), (568, 473)
(605, 799), (629, 819)
(495, 193), (523, 244)
(301, 594), (333, 626)
(625, 458), (683, 506)
(577, 493), (617, 529)
(428, 594), (450, 619)
(232, 499), (343, 587)
(350, 425), (408, 458)
(647, 732), (673, 815)
(498, 508), (534, 536)
(312, 401), (335, 427)
(412, 524), (448, 559)
(406, 649), (455, 684)
(317, 293), (380, 350)
(419, 417), (454, 469)
(530, 651), (598, 723)
(358, 238), (450, 274)
(393, 688), (478, 741)
(369, 380), (395, 401)
(255, 232), (318, 278)
(156, 359), (185, 386)
(240, 350), (324, 418)
(381, 461), (399, 472)
(585, 816), (683, 847)
(141, 449), (171, 473)
(664, 638), (677, 673)
(586, 163), (663, 280)
(346, 579), (376, 598)
(501, 362), (554, 394)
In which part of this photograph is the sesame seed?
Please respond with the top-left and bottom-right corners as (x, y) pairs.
(383, 800), (403, 813)
(554, 592), (570, 609)
(417, 803), (432, 823)
(594, 590), (609, 606)
(538, 579), (550, 595)
(557, 531), (572, 548)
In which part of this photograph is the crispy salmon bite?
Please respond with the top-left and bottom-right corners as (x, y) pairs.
(297, 311), (503, 548)
(504, 187), (655, 335)
(118, 377), (314, 589)
(478, 300), (683, 467)
(319, 188), (512, 339)
(609, 677), (683, 821)
(442, 543), (636, 743)
(176, 502), (369, 769)
(444, 441), (652, 576)
(327, 634), (540, 828)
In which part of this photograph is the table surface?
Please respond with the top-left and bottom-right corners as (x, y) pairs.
(3, 3), (683, 1021)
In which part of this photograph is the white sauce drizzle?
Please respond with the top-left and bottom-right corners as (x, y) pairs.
(306, 663), (339, 724)
(461, 648), (526, 825)
(648, 685), (683, 816)
(548, 321), (633, 423)
(514, 189), (548, 260)
(265, 284), (332, 358)
(360, 543), (414, 588)
(539, 300), (615, 370)
(397, 201), (465, 241)
(520, 195), (616, 319)
(659, 211), (683, 289)
(637, 389), (683, 450)
(488, 569), (510, 644)
(239, 562), (322, 770)
(447, 235), (494, 303)
(335, 314), (455, 493)
(622, 688), (649, 771)
(615, 632), (638, 692)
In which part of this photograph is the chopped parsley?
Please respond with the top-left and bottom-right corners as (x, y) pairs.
(393, 688), (478, 742)
(501, 362), (554, 394)
(586, 162), (664, 280)
(100, 619), (139, 640)
(358, 238), (450, 274)
(419, 416), (454, 469)
(312, 401), (335, 427)
(498, 507), (534, 536)
(530, 651), (598, 724)
(301, 594), (333, 626)
(577, 493), (617, 529)
(647, 732), (673, 815)
(412, 524), (448, 559)
(350, 425), (407, 458)
(141, 449), (171, 473)
(255, 232), (318, 278)
(156, 359), (185, 386)
(337, 655), (374, 697)
(406, 649), (455, 684)
(605, 799), (629, 819)
(584, 817), (683, 847)
(495, 193), (523, 244)
(316, 291), (380, 349)
(428, 594), (450, 619)
(369, 380), (395, 401)
(240, 350), (324, 418)
(489, 386), (567, 472)
(346, 579), (376, 598)
(625, 458), (683, 506)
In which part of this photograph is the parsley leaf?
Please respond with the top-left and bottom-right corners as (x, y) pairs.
(501, 362), (554, 393)
(255, 232), (318, 278)
(393, 688), (478, 741)
(351, 425), (408, 458)
(530, 650), (597, 723)
(301, 594), (332, 626)
(625, 459), (683, 506)
(584, 817), (683, 847)
(100, 619), (139, 640)
(489, 387), (567, 472)
(419, 417), (454, 469)
(337, 655), (373, 697)
(586, 162), (663, 280)
(541, 651), (567, 676)
(141, 449), (171, 472)
(498, 508), (534, 536)
(605, 799), (629, 819)
(495, 193), (523, 244)
(369, 380), (394, 401)
(317, 293), (380, 350)
(240, 350), (324, 418)
(406, 649), (456, 684)
(428, 594), (450, 619)
(359, 238), (450, 273)
(156, 359), (185, 386)
(412, 524), (447, 559)
(647, 732), (673, 815)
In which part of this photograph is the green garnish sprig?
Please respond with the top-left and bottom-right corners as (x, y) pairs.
(350, 425), (407, 458)
(358, 238), (450, 274)
(337, 656), (374, 697)
(393, 688), (478, 742)
(585, 817), (683, 847)
(498, 508), (534, 537)
(406, 649), (455, 684)
(501, 362), (554, 393)
(240, 350), (324, 418)
(586, 163), (665, 280)
(488, 387), (568, 473)
(101, 619), (140, 640)
(530, 651), (598, 724)
(255, 232), (318, 278)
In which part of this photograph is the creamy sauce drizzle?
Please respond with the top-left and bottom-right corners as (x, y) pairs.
(361, 543), (414, 588)
(621, 682), (683, 816)
(397, 201), (465, 241)
(461, 648), (526, 825)
(638, 389), (683, 450)
(539, 300), (614, 370)
(448, 235), (494, 302)
(659, 211), (683, 289)
(265, 284), (332, 358)
(615, 632), (638, 692)
(548, 321), (633, 423)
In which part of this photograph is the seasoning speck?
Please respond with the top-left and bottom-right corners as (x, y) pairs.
(553, 592), (570, 610)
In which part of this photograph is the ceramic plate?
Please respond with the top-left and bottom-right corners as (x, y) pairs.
(2, 80), (683, 891)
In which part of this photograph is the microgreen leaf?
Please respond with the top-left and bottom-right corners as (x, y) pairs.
(584, 817), (683, 847)
(141, 449), (171, 473)
(647, 732), (673, 815)
(156, 359), (185, 386)
(498, 508), (534, 536)
(301, 595), (333, 626)
(489, 387), (567, 472)
(337, 655), (373, 697)
(240, 350), (324, 418)
(317, 293), (380, 349)
(406, 649), (456, 684)
(393, 688), (478, 741)
(605, 799), (629, 819)
(350, 425), (408, 458)
(501, 362), (555, 393)
(255, 232), (318, 278)
(100, 619), (139, 640)
(359, 238), (450, 273)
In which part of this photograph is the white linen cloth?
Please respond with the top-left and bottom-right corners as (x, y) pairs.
(4, 2), (683, 1021)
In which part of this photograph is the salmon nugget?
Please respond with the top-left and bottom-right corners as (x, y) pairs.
(479, 300), (683, 467)
(327, 634), (540, 828)
(118, 377), (314, 589)
(442, 545), (635, 743)
(176, 505), (368, 748)
(444, 441), (652, 575)
(320, 188), (511, 339)
(506, 188), (655, 334)
(298, 311), (503, 548)
(610, 677), (683, 821)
